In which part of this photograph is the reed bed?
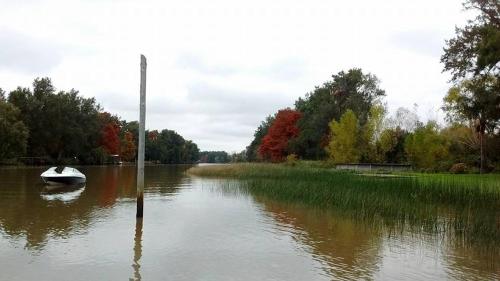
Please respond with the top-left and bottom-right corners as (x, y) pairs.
(188, 163), (500, 244)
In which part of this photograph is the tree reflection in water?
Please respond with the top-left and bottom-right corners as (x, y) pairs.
(0, 165), (189, 250)
(255, 197), (383, 280)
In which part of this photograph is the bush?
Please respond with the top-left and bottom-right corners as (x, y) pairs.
(450, 163), (467, 174)
(285, 154), (298, 166)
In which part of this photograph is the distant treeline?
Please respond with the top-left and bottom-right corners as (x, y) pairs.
(199, 151), (230, 163)
(198, 151), (247, 163)
(245, 0), (500, 172)
(0, 78), (199, 165)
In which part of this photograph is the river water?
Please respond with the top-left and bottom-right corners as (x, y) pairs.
(0, 166), (498, 280)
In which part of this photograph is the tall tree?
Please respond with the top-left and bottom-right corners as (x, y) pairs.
(246, 114), (275, 161)
(183, 140), (200, 163)
(441, 0), (500, 172)
(8, 78), (101, 161)
(378, 127), (408, 163)
(326, 110), (360, 164)
(120, 131), (136, 161)
(441, 0), (500, 81)
(291, 69), (385, 159)
(259, 109), (302, 162)
(405, 121), (450, 171)
(359, 104), (387, 162)
(120, 121), (139, 161)
(0, 99), (29, 160)
(99, 112), (121, 155)
(443, 76), (500, 171)
(145, 129), (198, 164)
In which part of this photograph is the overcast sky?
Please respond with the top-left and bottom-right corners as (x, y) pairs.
(0, 0), (470, 152)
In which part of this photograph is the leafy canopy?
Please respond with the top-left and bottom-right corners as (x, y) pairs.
(326, 110), (360, 164)
(291, 68), (385, 159)
(259, 109), (302, 162)
(441, 0), (500, 81)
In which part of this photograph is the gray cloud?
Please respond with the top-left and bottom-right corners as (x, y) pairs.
(176, 54), (238, 76)
(98, 81), (294, 151)
(263, 59), (305, 81)
(0, 29), (63, 74)
(139, 81), (293, 117)
(176, 54), (305, 81)
(390, 30), (445, 57)
(0, 0), (463, 152)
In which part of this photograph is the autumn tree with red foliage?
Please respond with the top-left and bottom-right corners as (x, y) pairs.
(259, 109), (302, 162)
(99, 112), (121, 155)
(120, 131), (136, 161)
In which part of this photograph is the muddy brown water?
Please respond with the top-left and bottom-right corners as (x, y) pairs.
(0, 166), (498, 280)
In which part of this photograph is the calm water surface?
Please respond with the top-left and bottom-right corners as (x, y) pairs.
(0, 166), (498, 280)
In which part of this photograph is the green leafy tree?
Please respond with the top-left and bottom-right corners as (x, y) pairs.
(326, 110), (360, 164)
(182, 140), (200, 163)
(0, 99), (29, 160)
(146, 129), (198, 164)
(291, 68), (385, 159)
(199, 151), (230, 163)
(441, 0), (500, 81)
(8, 78), (101, 162)
(443, 76), (499, 171)
(378, 127), (408, 163)
(405, 122), (450, 171)
(360, 104), (387, 162)
(441, 0), (499, 172)
(246, 114), (275, 161)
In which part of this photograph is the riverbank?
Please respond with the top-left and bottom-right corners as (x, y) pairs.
(188, 163), (500, 245)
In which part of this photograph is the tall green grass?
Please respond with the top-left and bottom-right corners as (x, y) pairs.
(188, 163), (500, 244)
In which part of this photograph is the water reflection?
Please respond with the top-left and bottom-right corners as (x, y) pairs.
(251, 195), (500, 280)
(0, 165), (190, 250)
(0, 166), (498, 280)
(131, 218), (143, 281)
(255, 197), (383, 280)
(40, 184), (86, 203)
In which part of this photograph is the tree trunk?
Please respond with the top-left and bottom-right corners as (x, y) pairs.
(475, 118), (486, 174)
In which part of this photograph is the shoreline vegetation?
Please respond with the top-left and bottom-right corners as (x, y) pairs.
(0, 78), (201, 166)
(188, 163), (500, 246)
(241, 2), (499, 173)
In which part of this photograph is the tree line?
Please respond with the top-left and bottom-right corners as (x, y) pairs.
(0, 78), (199, 165)
(246, 0), (499, 172)
(197, 151), (247, 163)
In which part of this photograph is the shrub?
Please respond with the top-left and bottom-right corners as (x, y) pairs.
(450, 163), (467, 174)
(285, 154), (298, 166)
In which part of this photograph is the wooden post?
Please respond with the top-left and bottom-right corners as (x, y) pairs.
(137, 54), (147, 218)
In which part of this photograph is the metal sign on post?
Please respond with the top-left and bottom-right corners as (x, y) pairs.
(137, 54), (147, 218)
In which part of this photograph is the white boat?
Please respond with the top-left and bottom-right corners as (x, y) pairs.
(40, 167), (86, 185)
